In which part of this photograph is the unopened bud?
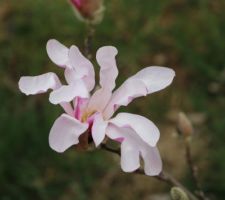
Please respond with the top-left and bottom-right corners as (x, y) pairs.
(177, 112), (193, 138)
(170, 187), (189, 200)
(70, 0), (104, 24)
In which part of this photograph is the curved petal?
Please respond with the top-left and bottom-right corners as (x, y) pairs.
(129, 66), (175, 94)
(96, 46), (118, 91)
(18, 72), (61, 95)
(141, 146), (162, 176)
(121, 141), (140, 172)
(49, 80), (89, 105)
(106, 123), (162, 176)
(92, 113), (107, 147)
(106, 123), (124, 141)
(68, 46), (95, 91)
(106, 123), (140, 172)
(109, 113), (160, 146)
(60, 103), (75, 117)
(64, 68), (82, 83)
(87, 88), (112, 113)
(49, 114), (88, 153)
(103, 67), (175, 119)
(103, 79), (147, 119)
(46, 39), (69, 67)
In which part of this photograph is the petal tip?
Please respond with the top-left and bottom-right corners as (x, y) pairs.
(46, 39), (69, 67)
(97, 46), (118, 56)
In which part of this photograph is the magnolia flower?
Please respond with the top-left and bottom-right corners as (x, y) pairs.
(69, 0), (104, 24)
(18, 39), (175, 176)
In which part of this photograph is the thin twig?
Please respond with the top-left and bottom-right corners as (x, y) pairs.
(101, 144), (121, 156)
(84, 23), (95, 59)
(184, 139), (209, 200)
(101, 144), (199, 200)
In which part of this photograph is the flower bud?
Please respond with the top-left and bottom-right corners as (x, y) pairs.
(177, 112), (194, 138)
(170, 187), (189, 200)
(70, 0), (104, 24)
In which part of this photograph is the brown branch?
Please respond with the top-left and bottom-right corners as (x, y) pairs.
(184, 139), (209, 200)
(101, 144), (199, 200)
(101, 144), (121, 156)
(84, 23), (95, 59)
(136, 169), (198, 200)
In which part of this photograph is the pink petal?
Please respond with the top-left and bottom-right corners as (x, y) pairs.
(91, 113), (107, 147)
(103, 79), (147, 119)
(46, 39), (69, 67)
(109, 113), (160, 146)
(49, 114), (88, 153)
(141, 146), (162, 176)
(121, 141), (140, 172)
(129, 66), (175, 94)
(103, 67), (175, 119)
(106, 123), (162, 176)
(18, 73), (74, 116)
(96, 46), (118, 91)
(64, 68), (82, 83)
(106, 124), (124, 141)
(87, 88), (112, 113)
(68, 45), (95, 91)
(74, 97), (89, 120)
(60, 103), (75, 117)
(18, 72), (61, 95)
(49, 80), (89, 105)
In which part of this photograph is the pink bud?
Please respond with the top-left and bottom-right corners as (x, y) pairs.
(177, 112), (194, 138)
(69, 0), (104, 24)
(70, 0), (82, 10)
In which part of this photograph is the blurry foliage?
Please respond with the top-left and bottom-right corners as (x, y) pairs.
(0, 0), (224, 199)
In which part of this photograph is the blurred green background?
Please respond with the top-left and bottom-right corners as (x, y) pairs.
(0, 0), (224, 199)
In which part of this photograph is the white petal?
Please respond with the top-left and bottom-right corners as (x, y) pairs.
(130, 66), (175, 94)
(60, 103), (74, 117)
(64, 68), (82, 84)
(92, 113), (107, 147)
(49, 80), (89, 105)
(18, 72), (61, 95)
(68, 46), (95, 91)
(106, 125), (140, 171)
(87, 88), (112, 113)
(103, 79), (147, 119)
(141, 146), (162, 176)
(110, 113), (160, 146)
(106, 123), (124, 141)
(121, 141), (140, 172)
(107, 124), (162, 176)
(46, 39), (69, 67)
(49, 114), (88, 153)
(103, 67), (175, 119)
(96, 46), (118, 91)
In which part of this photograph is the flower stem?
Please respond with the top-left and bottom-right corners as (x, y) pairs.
(84, 23), (95, 60)
(184, 139), (209, 200)
(100, 144), (199, 200)
(101, 143), (121, 156)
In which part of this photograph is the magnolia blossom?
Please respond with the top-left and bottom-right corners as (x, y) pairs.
(18, 39), (175, 176)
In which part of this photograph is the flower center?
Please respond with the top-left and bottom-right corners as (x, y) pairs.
(81, 110), (96, 123)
